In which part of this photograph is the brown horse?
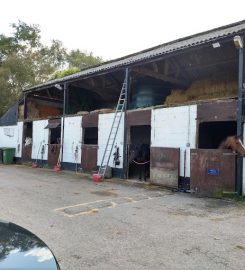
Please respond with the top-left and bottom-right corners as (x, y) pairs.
(218, 135), (245, 155)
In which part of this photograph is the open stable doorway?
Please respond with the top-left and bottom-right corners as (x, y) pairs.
(198, 121), (237, 149)
(128, 125), (151, 180)
(22, 122), (33, 162)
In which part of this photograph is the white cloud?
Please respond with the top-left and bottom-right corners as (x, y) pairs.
(24, 247), (53, 262)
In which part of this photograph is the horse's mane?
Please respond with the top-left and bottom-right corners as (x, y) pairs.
(218, 137), (231, 149)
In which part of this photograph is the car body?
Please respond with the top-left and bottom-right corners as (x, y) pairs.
(0, 220), (60, 270)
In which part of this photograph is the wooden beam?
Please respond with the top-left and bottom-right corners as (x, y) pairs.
(169, 58), (180, 78)
(164, 60), (169, 75)
(107, 74), (122, 88)
(46, 89), (52, 98)
(184, 58), (236, 71)
(90, 78), (95, 87)
(133, 66), (186, 87)
(152, 62), (159, 73)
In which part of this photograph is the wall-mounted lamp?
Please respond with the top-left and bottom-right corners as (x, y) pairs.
(54, 84), (63, 90)
(233, 35), (243, 49)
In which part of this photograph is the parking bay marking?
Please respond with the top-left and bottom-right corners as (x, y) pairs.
(54, 191), (166, 217)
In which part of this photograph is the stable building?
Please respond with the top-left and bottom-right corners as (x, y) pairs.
(1, 20), (245, 195)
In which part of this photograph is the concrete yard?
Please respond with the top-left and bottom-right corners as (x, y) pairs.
(0, 165), (245, 270)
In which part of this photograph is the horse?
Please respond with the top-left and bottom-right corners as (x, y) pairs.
(218, 135), (245, 155)
(128, 144), (150, 181)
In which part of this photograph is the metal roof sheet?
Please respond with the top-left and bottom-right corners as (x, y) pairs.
(25, 20), (245, 92)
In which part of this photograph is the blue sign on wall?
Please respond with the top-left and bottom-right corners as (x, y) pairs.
(207, 168), (220, 176)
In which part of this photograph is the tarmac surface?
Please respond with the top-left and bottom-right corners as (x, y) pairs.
(0, 165), (245, 269)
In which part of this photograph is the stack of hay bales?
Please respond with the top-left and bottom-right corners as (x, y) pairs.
(165, 74), (237, 105)
(18, 104), (24, 120)
(37, 105), (60, 118)
(27, 101), (39, 118)
(90, 108), (115, 114)
(27, 100), (61, 119)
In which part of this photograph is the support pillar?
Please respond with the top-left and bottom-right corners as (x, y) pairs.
(235, 36), (244, 196)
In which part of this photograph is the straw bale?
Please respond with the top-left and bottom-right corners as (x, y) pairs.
(18, 104), (24, 119)
(27, 101), (39, 118)
(165, 76), (237, 105)
(91, 108), (114, 114)
(38, 105), (60, 118)
(76, 111), (89, 115)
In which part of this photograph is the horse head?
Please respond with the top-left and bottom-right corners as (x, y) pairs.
(128, 144), (150, 163)
(220, 135), (245, 155)
(128, 144), (141, 163)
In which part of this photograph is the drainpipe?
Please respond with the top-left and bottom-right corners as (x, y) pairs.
(234, 36), (244, 196)
(123, 68), (130, 179)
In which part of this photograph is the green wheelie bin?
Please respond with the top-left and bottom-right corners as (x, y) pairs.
(0, 148), (3, 164)
(2, 148), (16, 164)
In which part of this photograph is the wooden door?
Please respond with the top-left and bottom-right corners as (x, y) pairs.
(81, 145), (98, 172)
(190, 149), (235, 194)
(150, 147), (180, 188)
(48, 144), (61, 167)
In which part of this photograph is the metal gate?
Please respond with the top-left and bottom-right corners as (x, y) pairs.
(190, 149), (236, 194)
(150, 147), (180, 188)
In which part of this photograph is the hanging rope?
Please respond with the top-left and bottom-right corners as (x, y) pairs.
(132, 160), (150, 165)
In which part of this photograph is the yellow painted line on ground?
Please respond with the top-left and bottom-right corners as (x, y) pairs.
(123, 197), (138, 203)
(108, 201), (117, 208)
(71, 208), (100, 217)
(54, 192), (164, 217)
(54, 199), (108, 211)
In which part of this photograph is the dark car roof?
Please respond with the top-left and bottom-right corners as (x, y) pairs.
(0, 221), (59, 270)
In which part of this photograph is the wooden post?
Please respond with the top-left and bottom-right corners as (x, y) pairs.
(23, 93), (28, 119)
(236, 37), (244, 196)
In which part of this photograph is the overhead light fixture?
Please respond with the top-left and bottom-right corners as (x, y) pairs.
(54, 84), (63, 90)
(212, 42), (220, 48)
(233, 35), (243, 49)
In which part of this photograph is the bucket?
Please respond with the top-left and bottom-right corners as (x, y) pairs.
(53, 164), (61, 172)
(92, 174), (102, 183)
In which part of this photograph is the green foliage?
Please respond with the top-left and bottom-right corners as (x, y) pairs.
(67, 49), (102, 70)
(0, 21), (103, 117)
(50, 67), (80, 80)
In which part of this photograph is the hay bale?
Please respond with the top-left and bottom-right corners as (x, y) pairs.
(76, 111), (89, 116)
(165, 89), (189, 104)
(90, 108), (115, 114)
(18, 104), (24, 119)
(165, 75), (237, 105)
(37, 105), (60, 118)
(27, 101), (39, 118)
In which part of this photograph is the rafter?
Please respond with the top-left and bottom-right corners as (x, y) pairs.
(133, 66), (187, 87)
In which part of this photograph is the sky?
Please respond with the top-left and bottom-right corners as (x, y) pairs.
(1, 0), (245, 60)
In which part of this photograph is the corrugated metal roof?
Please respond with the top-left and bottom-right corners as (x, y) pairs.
(25, 20), (245, 92)
(0, 102), (18, 126)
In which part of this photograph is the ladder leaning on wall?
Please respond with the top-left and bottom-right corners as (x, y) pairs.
(95, 73), (128, 180)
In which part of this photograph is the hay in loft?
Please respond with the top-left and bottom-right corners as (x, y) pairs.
(165, 76), (237, 105)
(90, 108), (115, 114)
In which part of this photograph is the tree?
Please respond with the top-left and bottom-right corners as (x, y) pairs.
(66, 49), (102, 70)
(0, 21), (103, 117)
(49, 49), (103, 80)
